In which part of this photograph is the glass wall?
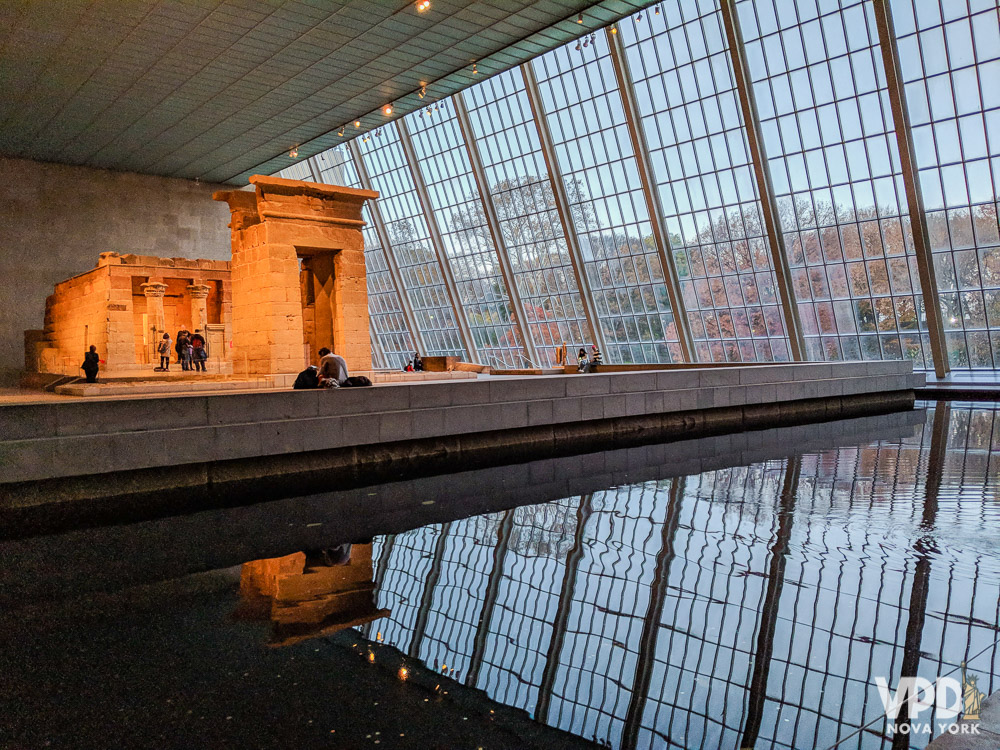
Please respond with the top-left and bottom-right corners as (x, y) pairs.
(892, 0), (1000, 369)
(464, 68), (594, 366)
(405, 101), (531, 368)
(738, 0), (934, 367)
(358, 127), (466, 357)
(533, 34), (684, 363)
(278, 0), (1000, 375)
(623, 3), (792, 362)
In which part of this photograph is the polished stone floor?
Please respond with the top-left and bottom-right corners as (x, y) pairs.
(1, 401), (998, 749)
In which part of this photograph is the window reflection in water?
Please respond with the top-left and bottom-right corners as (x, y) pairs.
(359, 403), (1000, 749)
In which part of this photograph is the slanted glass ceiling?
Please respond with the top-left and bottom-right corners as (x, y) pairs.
(279, 0), (1000, 374)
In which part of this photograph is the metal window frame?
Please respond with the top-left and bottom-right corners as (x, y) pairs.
(521, 62), (611, 357)
(396, 116), (481, 364)
(453, 91), (541, 367)
(872, 0), (950, 378)
(605, 26), (697, 363)
(718, 0), (807, 362)
(348, 138), (427, 357)
(465, 510), (516, 688)
(408, 522), (452, 659)
(535, 493), (593, 724)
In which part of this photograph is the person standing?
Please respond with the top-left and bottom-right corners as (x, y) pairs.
(81, 345), (100, 383)
(317, 347), (349, 387)
(177, 331), (192, 371)
(191, 337), (207, 372)
(157, 333), (172, 371)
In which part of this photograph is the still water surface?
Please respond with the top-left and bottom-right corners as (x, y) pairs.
(2, 402), (998, 749)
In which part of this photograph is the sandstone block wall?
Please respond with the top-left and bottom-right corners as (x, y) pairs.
(0, 156), (231, 379)
(216, 176), (377, 376)
(31, 252), (234, 375)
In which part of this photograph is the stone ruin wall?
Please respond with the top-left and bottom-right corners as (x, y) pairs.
(27, 252), (233, 376)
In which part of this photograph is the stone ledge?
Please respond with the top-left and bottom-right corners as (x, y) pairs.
(0, 390), (917, 538)
(0, 370), (915, 482)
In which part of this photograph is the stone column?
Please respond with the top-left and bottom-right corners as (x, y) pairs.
(187, 283), (211, 335)
(142, 281), (168, 365)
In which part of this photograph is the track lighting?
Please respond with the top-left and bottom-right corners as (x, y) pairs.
(419, 85), (427, 98)
(288, 146), (298, 158)
(338, 126), (345, 137)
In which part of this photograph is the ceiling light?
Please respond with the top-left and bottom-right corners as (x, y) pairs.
(610, 25), (617, 34)
(289, 146), (298, 158)
(382, 103), (393, 116)
(415, 0), (430, 11)
(419, 85), (427, 99)
(575, 40), (582, 51)
(578, 13), (583, 23)
(338, 126), (345, 136)
(354, 120), (361, 128)
(655, 5), (661, 14)
(472, 62), (478, 75)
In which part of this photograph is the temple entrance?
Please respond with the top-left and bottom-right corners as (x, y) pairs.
(299, 249), (338, 366)
(214, 176), (378, 376)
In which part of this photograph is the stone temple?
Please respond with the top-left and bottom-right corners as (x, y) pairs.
(25, 176), (377, 379)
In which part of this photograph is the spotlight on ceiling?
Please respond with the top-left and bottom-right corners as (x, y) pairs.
(415, 0), (430, 11)
(288, 146), (298, 158)
(382, 103), (394, 116)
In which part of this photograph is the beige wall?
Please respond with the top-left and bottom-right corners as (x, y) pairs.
(0, 156), (232, 378)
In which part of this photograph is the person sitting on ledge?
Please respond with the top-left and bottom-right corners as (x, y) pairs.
(317, 347), (349, 388)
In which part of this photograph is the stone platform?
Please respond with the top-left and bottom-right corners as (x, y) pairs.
(0, 361), (922, 534)
(52, 369), (477, 397)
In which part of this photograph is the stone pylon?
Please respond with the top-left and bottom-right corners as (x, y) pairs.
(214, 176), (377, 376)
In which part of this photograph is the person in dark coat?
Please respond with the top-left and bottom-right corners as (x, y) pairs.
(175, 330), (191, 370)
(81, 345), (100, 383)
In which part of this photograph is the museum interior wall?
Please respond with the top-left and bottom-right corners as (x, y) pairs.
(0, 156), (231, 379)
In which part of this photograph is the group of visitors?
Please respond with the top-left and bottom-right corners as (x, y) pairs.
(156, 330), (208, 372)
(553, 342), (602, 372)
(577, 345), (603, 373)
(403, 354), (423, 372)
(293, 347), (372, 389)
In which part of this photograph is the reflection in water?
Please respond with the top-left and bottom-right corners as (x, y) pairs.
(361, 403), (1000, 749)
(237, 543), (389, 647)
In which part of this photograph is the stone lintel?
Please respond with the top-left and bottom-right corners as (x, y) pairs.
(216, 175), (379, 231)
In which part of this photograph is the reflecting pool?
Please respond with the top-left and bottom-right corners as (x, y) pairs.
(2, 402), (998, 749)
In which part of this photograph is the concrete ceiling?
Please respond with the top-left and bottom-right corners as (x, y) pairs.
(0, 0), (649, 185)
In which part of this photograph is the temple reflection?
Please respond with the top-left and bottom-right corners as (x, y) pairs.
(237, 542), (389, 648)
